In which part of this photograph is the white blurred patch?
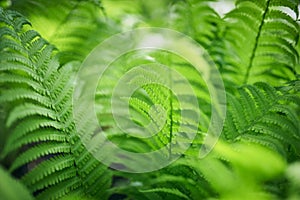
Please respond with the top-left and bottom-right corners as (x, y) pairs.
(138, 34), (165, 49)
(209, 0), (235, 17)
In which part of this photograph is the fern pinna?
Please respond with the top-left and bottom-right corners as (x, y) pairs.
(0, 8), (112, 199)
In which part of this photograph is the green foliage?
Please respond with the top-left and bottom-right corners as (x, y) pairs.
(95, 51), (209, 157)
(9, 0), (118, 64)
(223, 0), (299, 85)
(0, 0), (300, 199)
(110, 142), (286, 200)
(223, 82), (300, 158)
(0, 166), (33, 200)
(0, 8), (112, 200)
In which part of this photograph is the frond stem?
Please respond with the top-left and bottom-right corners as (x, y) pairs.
(168, 69), (173, 159)
(243, 0), (271, 84)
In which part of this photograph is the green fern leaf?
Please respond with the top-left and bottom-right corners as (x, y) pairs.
(224, 82), (300, 157)
(9, 0), (116, 64)
(223, 0), (299, 85)
(0, 8), (112, 199)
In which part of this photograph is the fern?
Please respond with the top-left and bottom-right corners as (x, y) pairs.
(110, 142), (286, 200)
(223, 82), (300, 158)
(1, 0), (300, 199)
(8, 0), (118, 64)
(223, 0), (299, 85)
(167, 0), (220, 46)
(94, 50), (210, 164)
(0, 8), (112, 199)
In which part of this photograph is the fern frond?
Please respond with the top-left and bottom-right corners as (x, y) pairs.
(224, 82), (300, 158)
(167, 0), (221, 47)
(0, 8), (112, 199)
(119, 141), (286, 200)
(9, 0), (117, 64)
(0, 8), (30, 30)
(95, 50), (208, 160)
(223, 0), (300, 85)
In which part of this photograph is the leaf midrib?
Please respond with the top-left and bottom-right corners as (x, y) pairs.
(243, 0), (271, 84)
